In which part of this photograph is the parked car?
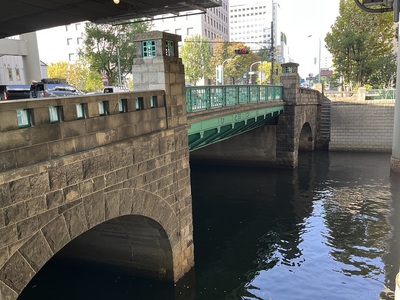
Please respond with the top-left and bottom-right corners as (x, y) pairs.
(30, 78), (84, 98)
(103, 86), (130, 93)
(0, 85), (31, 100)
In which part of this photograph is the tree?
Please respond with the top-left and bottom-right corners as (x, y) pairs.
(79, 21), (150, 87)
(47, 61), (103, 92)
(224, 43), (261, 84)
(257, 62), (282, 85)
(180, 35), (213, 85)
(325, 0), (396, 90)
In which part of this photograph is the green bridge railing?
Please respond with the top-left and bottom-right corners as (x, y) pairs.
(186, 85), (283, 112)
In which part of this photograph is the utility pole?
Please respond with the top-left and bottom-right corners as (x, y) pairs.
(270, 21), (274, 85)
(117, 48), (122, 86)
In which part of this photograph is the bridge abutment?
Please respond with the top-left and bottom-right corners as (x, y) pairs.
(0, 31), (194, 300)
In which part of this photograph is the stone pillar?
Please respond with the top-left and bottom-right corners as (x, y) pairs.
(276, 62), (301, 168)
(131, 31), (193, 283)
(132, 31), (187, 129)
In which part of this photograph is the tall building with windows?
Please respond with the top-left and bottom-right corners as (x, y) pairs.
(229, 0), (284, 62)
(151, 1), (229, 43)
(151, 1), (229, 85)
(36, 22), (86, 64)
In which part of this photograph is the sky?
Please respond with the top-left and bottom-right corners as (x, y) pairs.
(35, 0), (341, 80)
(277, 0), (341, 79)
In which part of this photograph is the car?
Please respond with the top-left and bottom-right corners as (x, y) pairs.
(103, 86), (130, 93)
(30, 78), (84, 98)
(0, 85), (31, 100)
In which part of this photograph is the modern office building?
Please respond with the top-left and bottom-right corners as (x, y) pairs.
(36, 22), (86, 64)
(151, 1), (229, 45)
(229, 0), (288, 63)
(0, 22), (85, 85)
(0, 33), (44, 85)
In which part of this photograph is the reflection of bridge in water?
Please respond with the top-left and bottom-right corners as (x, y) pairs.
(0, 31), (325, 300)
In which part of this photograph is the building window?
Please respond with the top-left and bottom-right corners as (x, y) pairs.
(16, 109), (31, 128)
(142, 40), (156, 57)
(77, 37), (82, 45)
(135, 97), (144, 110)
(118, 99), (128, 113)
(15, 68), (21, 81)
(68, 53), (74, 61)
(8, 68), (12, 81)
(67, 38), (72, 45)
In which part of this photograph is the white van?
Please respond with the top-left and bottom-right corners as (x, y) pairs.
(103, 86), (130, 93)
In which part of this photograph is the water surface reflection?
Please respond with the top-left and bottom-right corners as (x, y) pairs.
(19, 152), (400, 300)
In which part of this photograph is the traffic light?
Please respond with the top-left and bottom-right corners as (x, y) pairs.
(235, 48), (249, 55)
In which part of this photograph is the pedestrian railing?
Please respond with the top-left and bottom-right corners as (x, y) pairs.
(186, 85), (283, 112)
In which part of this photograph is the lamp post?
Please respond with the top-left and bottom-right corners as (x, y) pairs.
(221, 58), (232, 85)
(318, 38), (321, 83)
(117, 48), (122, 86)
(308, 35), (321, 83)
(249, 61), (262, 84)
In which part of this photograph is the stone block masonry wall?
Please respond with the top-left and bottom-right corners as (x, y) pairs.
(330, 100), (394, 152)
(0, 126), (194, 299)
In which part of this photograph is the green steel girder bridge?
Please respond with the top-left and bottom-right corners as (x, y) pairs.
(185, 85), (284, 151)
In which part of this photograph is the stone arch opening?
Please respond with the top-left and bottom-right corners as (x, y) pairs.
(53, 215), (174, 281)
(298, 122), (313, 151)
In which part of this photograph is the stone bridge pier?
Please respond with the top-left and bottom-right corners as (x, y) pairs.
(0, 31), (193, 300)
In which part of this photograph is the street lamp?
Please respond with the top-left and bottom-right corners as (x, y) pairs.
(117, 48), (122, 86)
(249, 61), (262, 84)
(308, 35), (321, 83)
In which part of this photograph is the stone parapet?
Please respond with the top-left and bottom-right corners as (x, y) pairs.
(0, 91), (167, 172)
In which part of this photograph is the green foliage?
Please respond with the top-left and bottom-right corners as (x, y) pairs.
(325, 0), (396, 90)
(47, 61), (103, 92)
(225, 43), (262, 84)
(79, 21), (150, 87)
(180, 35), (213, 85)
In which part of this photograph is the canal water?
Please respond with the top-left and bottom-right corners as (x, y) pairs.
(19, 151), (400, 300)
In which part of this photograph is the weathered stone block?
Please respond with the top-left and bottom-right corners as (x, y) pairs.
(26, 196), (47, 218)
(19, 233), (53, 272)
(17, 216), (39, 240)
(41, 216), (70, 253)
(82, 192), (105, 228)
(63, 203), (88, 239)
(15, 144), (49, 168)
(63, 184), (80, 203)
(0, 251), (34, 293)
(48, 166), (67, 190)
(65, 161), (83, 186)
(29, 172), (50, 198)
(4, 202), (27, 226)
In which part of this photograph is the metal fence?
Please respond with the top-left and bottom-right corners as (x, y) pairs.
(365, 89), (396, 100)
(185, 85), (283, 112)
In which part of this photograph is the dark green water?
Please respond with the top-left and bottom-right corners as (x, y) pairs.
(19, 151), (400, 300)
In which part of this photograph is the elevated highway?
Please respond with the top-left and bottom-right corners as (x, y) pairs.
(0, 0), (220, 39)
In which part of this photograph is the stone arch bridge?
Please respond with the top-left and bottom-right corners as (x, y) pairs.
(0, 32), (325, 299)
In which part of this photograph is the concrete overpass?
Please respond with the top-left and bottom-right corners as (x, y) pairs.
(0, 0), (220, 39)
